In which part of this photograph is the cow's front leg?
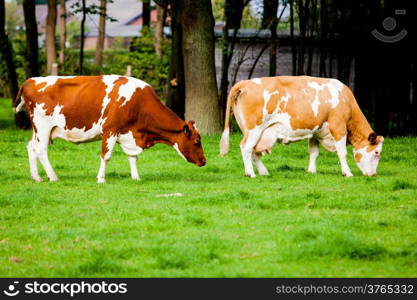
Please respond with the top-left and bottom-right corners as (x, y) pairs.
(97, 134), (117, 183)
(240, 128), (263, 178)
(334, 135), (353, 177)
(128, 156), (139, 180)
(307, 138), (319, 173)
(118, 131), (143, 181)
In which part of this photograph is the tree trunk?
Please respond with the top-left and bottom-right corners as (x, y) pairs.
(219, 0), (244, 122)
(23, 0), (39, 77)
(95, 0), (106, 65)
(153, 3), (165, 58)
(289, 0), (296, 75)
(46, 0), (57, 74)
(0, 0), (29, 128)
(166, 0), (185, 119)
(180, 0), (222, 134)
(59, 0), (66, 66)
(142, 0), (151, 28)
(79, 0), (86, 74)
(262, 0), (278, 76)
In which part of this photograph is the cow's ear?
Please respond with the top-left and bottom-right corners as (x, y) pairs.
(368, 132), (378, 145)
(183, 124), (191, 137)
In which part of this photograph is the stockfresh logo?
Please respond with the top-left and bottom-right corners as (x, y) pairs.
(3, 281), (20, 297)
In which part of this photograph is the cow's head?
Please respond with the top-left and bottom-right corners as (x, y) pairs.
(353, 132), (384, 176)
(173, 120), (206, 167)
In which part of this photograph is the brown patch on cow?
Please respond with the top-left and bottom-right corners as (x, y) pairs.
(266, 92), (280, 114)
(34, 81), (47, 92)
(354, 152), (363, 162)
(108, 76), (129, 104)
(59, 77), (107, 130)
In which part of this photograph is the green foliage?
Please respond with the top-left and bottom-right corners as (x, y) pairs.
(0, 99), (417, 277)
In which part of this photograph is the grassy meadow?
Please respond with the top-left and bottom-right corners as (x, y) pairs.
(0, 98), (416, 277)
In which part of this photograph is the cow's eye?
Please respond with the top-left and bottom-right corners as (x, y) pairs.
(195, 139), (201, 145)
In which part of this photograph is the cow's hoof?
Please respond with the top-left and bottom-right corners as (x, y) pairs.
(131, 176), (140, 181)
(258, 170), (270, 176)
(245, 173), (256, 178)
(342, 172), (353, 177)
(49, 176), (59, 182)
(307, 168), (316, 174)
(97, 178), (105, 184)
(32, 176), (42, 182)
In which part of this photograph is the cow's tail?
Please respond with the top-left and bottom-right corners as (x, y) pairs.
(219, 83), (241, 157)
(13, 85), (25, 113)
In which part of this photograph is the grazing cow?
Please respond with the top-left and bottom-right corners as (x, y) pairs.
(14, 75), (206, 183)
(220, 76), (384, 177)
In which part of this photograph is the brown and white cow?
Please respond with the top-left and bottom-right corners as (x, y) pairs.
(14, 75), (206, 183)
(220, 76), (384, 177)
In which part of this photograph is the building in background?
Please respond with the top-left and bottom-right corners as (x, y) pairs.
(34, 0), (158, 49)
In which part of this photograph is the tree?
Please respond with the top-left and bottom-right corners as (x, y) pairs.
(0, 0), (29, 128)
(95, 0), (106, 65)
(219, 0), (245, 121)
(165, 0), (185, 119)
(23, 0), (39, 77)
(180, 0), (222, 134)
(79, 0), (86, 74)
(70, 0), (115, 73)
(262, 0), (278, 76)
(153, 2), (165, 58)
(46, 0), (57, 74)
(59, 0), (67, 66)
(142, 0), (151, 28)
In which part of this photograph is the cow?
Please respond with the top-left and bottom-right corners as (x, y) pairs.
(14, 75), (206, 183)
(219, 76), (384, 177)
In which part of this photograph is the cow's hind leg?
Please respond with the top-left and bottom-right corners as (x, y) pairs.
(33, 128), (58, 182)
(253, 153), (269, 176)
(307, 138), (319, 173)
(97, 133), (117, 183)
(27, 135), (42, 182)
(240, 128), (264, 178)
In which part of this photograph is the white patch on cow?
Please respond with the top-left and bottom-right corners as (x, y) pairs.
(279, 92), (291, 110)
(119, 77), (150, 107)
(251, 78), (262, 85)
(192, 123), (198, 131)
(262, 89), (279, 116)
(33, 103), (66, 130)
(118, 131), (143, 156)
(307, 81), (324, 117)
(307, 79), (344, 117)
(327, 79), (344, 107)
(102, 75), (120, 115)
(32, 76), (75, 92)
(173, 143), (187, 161)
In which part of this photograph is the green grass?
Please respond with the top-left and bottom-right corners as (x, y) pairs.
(0, 98), (416, 277)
